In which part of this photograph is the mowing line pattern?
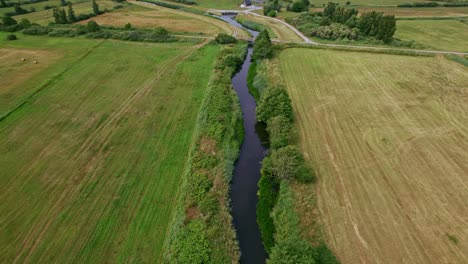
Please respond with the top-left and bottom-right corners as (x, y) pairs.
(0, 40), (217, 263)
(280, 48), (468, 264)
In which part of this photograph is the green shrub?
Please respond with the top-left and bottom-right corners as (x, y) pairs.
(86, 20), (100, 32)
(23, 25), (50, 35)
(268, 238), (317, 264)
(257, 87), (294, 123)
(6, 33), (17, 40)
(311, 23), (359, 40)
(215, 33), (236, 44)
(223, 54), (242, 68)
(257, 172), (280, 253)
(174, 220), (211, 263)
(187, 172), (212, 204)
(253, 30), (273, 60)
(267, 115), (292, 149)
(264, 146), (314, 183)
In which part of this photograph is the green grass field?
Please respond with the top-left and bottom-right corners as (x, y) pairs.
(0, 33), (219, 262)
(279, 48), (468, 264)
(395, 20), (468, 52)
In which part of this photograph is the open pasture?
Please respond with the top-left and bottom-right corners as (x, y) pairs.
(78, 4), (222, 35)
(280, 48), (468, 264)
(0, 34), (219, 262)
(395, 19), (468, 52)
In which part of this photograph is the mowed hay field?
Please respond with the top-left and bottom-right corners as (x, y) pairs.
(395, 20), (468, 52)
(78, 4), (223, 35)
(0, 34), (219, 262)
(280, 48), (468, 263)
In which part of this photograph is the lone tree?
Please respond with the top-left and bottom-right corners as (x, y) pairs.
(67, 3), (76, 22)
(92, 0), (99, 15)
(253, 30), (273, 60)
(0, 0), (7, 8)
(86, 20), (101, 32)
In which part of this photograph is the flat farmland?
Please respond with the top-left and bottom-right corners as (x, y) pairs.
(0, 34), (219, 262)
(78, 4), (223, 35)
(356, 6), (468, 17)
(14, 0), (119, 24)
(280, 48), (468, 263)
(395, 20), (468, 52)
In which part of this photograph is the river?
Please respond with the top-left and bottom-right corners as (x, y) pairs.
(219, 15), (268, 264)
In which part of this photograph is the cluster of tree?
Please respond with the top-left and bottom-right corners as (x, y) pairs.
(286, 0), (310, 12)
(215, 33), (236, 44)
(358, 11), (396, 43)
(53, 0), (101, 24)
(398, 1), (468, 7)
(0, 0), (47, 8)
(263, 0), (281, 17)
(287, 2), (396, 43)
(253, 30), (273, 60)
(0, 15), (33, 31)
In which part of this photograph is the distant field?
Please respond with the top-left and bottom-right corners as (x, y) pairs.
(236, 12), (303, 42)
(131, 1), (250, 38)
(14, 0), (119, 24)
(0, 0), (86, 16)
(280, 48), (468, 264)
(78, 4), (223, 35)
(0, 33), (219, 262)
(195, 0), (241, 10)
(312, 0), (419, 6)
(356, 6), (468, 17)
(395, 20), (468, 51)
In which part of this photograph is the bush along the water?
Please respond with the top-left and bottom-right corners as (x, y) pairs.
(250, 30), (339, 262)
(162, 42), (248, 263)
(215, 33), (237, 44)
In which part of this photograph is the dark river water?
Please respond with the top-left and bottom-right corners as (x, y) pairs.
(219, 15), (268, 264)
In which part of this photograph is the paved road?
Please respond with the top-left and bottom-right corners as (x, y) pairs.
(209, 8), (468, 56)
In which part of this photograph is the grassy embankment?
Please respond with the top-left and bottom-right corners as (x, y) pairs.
(279, 48), (468, 264)
(163, 41), (248, 263)
(0, 33), (221, 262)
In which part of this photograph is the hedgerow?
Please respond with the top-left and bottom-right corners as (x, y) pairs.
(162, 41), (248, 263)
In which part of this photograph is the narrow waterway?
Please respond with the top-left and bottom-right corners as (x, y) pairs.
(219, 15), (268, 264)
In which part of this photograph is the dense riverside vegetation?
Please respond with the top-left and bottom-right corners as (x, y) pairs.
(163, 40), (248, 263)
(252, 30), (339, 263)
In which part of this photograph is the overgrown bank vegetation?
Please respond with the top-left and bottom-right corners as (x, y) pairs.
(252, 30), (339, 263)
(163, 38), (248, 263)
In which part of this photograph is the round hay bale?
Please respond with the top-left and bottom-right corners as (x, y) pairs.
(21, 58), (26, 61)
